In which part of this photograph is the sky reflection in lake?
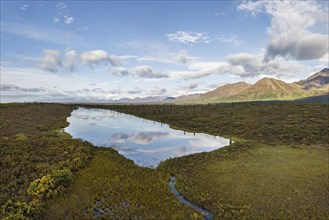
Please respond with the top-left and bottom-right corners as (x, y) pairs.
(65, 107), (230, 168)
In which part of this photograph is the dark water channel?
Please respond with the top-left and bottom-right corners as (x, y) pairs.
(169, 176), (214, 220)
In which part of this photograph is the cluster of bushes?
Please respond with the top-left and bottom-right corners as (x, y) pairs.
(0, 137), (93, 219)
(0, 103), (94, 219)
(2, 169), (73, 219)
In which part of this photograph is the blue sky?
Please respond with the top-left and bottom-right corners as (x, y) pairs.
(1, 1), (328, 102)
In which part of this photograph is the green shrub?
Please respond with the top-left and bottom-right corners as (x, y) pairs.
(51, 169), (73, 186)
(15, 133), (28, 141)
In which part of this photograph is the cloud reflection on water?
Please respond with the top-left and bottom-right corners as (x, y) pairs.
(110, 131), (169, 145)
(65, 107), (230, 168)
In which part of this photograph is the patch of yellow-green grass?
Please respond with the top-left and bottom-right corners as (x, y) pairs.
(44, 148), (198, 220)
(159, 143), (329, 219)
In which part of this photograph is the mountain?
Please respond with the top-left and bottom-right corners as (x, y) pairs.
(175, 93), (201, 101)
(197, 82), (251, 101)
(164, 97), (176, 101)
(295, 68), (329, 91)
(43, 68), (328, 104)
(234, 77), (306, 101)
(41, 96), (167, 104)
(118, 96), (167, 103)
(185, 68), (329, 103)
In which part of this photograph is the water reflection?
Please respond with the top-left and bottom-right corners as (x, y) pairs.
(65, 107), (230, 168)
(111, 132), (169, 145)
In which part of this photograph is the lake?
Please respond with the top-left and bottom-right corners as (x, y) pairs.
(65, 107), (230, 168)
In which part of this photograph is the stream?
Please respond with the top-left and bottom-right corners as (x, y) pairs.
(169, 176), (214, 220)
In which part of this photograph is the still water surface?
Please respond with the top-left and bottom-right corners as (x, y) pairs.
(65, 107), (230, 168)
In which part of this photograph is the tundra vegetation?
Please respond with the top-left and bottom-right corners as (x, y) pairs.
(0, 103), (194, 220)
(0, 102), (328, 219)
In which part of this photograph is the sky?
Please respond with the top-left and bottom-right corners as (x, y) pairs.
(1, 0), (328, 102)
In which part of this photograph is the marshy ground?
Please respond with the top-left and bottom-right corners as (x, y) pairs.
(1, 102), (328, 219)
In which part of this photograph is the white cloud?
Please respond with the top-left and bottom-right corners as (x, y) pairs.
(149, 87), (167, 95)
(63, 49), (77, 72)
(81, 50), (118, 66)
(111, 65), (168, 78)
(238, 1), (329, 61)
(170, 63), (244, 80)
(182, 83), (199, 90)
(167, 31), (242, 46)
(137, 50), (200, 65)
(216, 35), (241, 46)
(21, 4), (29, 11)
(64, 16), (74, 24)
(127, 87), (142, 94)
(52, 17), (60, 23)
(111, 67), (128, 76)
(38, 49), (77, 72)
(0, 66), (100, 102)
(137, 57), (175, 64)
(38, 49), (121, 72)
(188, 61), (228, 71)
(226, 52), (305, 78)
(167, 31), (209, 44)
(53, 3), (74, 25)
(56, 3), (67, 10)
(130, 66), (168, 78)
(39, 49), (61, 72)
(183, 61), (244, 79)
(175, 50), (188, 64)
(215, 12), (226, 16)
(169, 51), (308, 80)
(117, 55), (138, 60)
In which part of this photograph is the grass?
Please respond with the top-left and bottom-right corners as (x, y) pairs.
(1, 102), (328, 219)
(0, 103), (94, 219)
(79, 102), (329, 219)
(44, 148), (197, 219)
(0, 103), (196, 219)
(159, 142), (329, 219)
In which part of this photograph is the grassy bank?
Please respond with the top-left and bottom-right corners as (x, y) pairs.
(80, 103), (329, 219)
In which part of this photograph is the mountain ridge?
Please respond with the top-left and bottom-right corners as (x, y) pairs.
(174, 68), (329, 103)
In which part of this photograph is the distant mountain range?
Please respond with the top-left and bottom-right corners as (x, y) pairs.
(43, 68), (328, 104)
(42, 96), (167, 104)
(171, 68), (329, 103)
